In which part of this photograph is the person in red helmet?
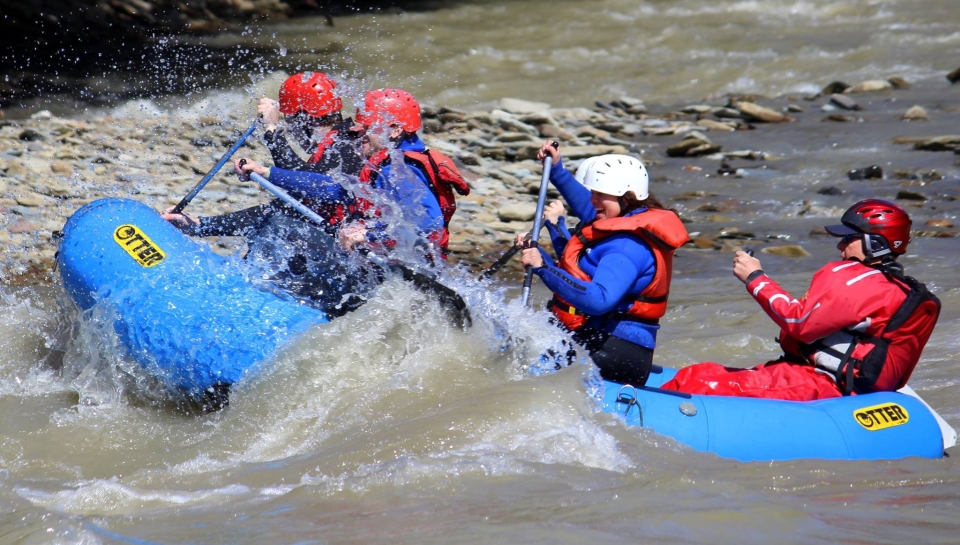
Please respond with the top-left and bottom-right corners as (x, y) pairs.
(260, 71), (364, 176)
(660, 199), (940, 401)
(159, 73), (375, 316)
(162, 72), (363, 237)
(238, 88), (470, 261)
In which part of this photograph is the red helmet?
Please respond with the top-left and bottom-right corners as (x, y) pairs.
(355, 88), (422, 133)
(278, 72), (342, 118)
(825, 199), (912, 257)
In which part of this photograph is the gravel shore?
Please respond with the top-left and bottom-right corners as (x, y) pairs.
(2, 76), (958, 287)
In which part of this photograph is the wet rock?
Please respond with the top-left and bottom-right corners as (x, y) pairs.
(823, 114), (855, 122)
(50, 160), (74, 175)
(844, 80), (892, 93)
(681, 105), (713, 114)
(490, 111), (539, 136)
(888, 77), (911, 89)
(847, 165), (883, 180)
(697, 119), (737, 132)
(947, 67), (960, 84)
(712, 107), (743, 119)
(821, 81), (851, 95)
(734, 102), (792, 123)
(499, 98), (551, 115)
(9, 219), (39, 234)
(786, 104), (805, 113)
(15, 193), (46, 207)
(691, 236), (719, 249)
(19, 129), (44, 142)
(913, 136), (960, 152)
(892, 169), (942, 181)
(642, 126), (678, 136)
(562, 144), (629, 159)
(496, 203), (537, 222)
(902, 105), (929, 121)
(895, 190), (926, 201)
(817, 186), (843, 196)
(761, 245), (810, 258)
(926, 219), (954, 228)
(830, 94), (861, 111)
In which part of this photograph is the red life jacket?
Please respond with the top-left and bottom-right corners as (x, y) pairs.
(549, 208), (689, 331)
(794, 269), (941, 394)
(356, 148), (470, 251)
(307, 129), (339, 164)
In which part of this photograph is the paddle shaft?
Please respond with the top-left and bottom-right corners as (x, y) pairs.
(479, 231), (529, 280)
(248, 172), (472, 329)
(521, 155), (553, 306)
(171, 120), (259, 214)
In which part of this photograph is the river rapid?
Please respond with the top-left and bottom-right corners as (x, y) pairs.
(2, 0), (960, 543)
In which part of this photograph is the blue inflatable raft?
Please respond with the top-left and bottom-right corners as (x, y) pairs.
(601, 365), (957, 461)
(57, 198), (327, 406)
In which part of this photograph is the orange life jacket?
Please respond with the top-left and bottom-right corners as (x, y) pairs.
(549, 208), (689, 331)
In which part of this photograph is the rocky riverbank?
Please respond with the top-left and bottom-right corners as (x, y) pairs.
(1, 73), (959, 288)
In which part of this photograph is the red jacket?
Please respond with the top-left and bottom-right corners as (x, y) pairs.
(746, 260), (939, 392)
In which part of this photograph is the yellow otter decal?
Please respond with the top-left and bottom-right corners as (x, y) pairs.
(854, 403), (909, 431)
(114, 224), (165, 267)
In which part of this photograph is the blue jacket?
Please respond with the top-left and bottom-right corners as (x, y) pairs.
(533, 160), (659, 349)
(267, 135), (444, 240)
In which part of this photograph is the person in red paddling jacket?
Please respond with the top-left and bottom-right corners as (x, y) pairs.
(519, 141), (690, 386)
(661, 199), (941, 401)
(237, 88), (470, 261)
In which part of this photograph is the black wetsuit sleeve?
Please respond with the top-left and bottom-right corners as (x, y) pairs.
(191, 202), (278, 237)
(264, 129), (309, 170)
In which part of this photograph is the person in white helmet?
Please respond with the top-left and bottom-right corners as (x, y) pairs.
(518, 140), (690, 385)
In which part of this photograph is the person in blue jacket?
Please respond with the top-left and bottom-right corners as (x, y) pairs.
(519, 140), (689, 385)
(235, 88), (469, 263)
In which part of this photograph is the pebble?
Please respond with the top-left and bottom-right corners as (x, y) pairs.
(761, 245), (810, 258)
(844, 80), (893, 93)
(830, 94), (862, 111)
(947, 67), (960, 84)
(496, 203), (537, 222)
(902, 105), (929, 121)
(735, 102), (791, 123)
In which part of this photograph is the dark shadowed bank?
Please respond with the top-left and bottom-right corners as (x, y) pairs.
(0, 0), (468, 110)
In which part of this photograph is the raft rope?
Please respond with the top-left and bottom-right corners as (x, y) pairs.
(616, 384), (643, 427)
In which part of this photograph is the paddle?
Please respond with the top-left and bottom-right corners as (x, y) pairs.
(520, 146), (556, 306)
(247, 171), (472, 329)
(478, 231), (529, 280)
(171, 119), (259, 214)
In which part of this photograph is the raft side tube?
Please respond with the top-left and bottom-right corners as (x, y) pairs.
(602, 377), (945, 462)
(57, 198), (327, 397)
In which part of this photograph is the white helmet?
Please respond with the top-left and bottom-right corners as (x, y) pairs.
(574, 156), (600, 184)
(581, 154), (649, 199)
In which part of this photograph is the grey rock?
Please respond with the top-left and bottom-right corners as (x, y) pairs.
(830, 94), (862, 111)
(496, 203), (538, 222)
(902, 105), (929, 121)
(948, 67), (960, 84)
(499, 98), (551, 115)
